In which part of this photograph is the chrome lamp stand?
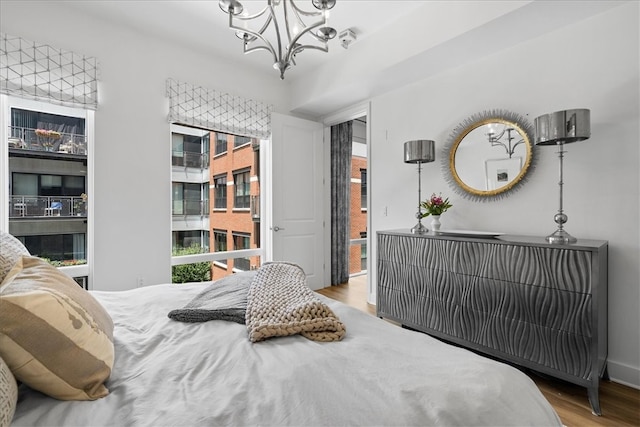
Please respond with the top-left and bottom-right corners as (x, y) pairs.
(404, 140), (435, 234)
(534, 109), (590, 244)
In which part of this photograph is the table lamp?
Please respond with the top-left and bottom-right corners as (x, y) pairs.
(404, 139), (436, 234)
(534, 109), (590, 244)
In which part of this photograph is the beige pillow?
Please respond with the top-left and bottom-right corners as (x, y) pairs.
(0, 232), (30, 284)
(0, 256), (114, 400)
(0, 356), (18, 427)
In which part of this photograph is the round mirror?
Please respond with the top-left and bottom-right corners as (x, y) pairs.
(442, 110), (535, 200)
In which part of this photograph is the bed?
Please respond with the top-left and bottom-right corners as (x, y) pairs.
(1, 237), (561, 426)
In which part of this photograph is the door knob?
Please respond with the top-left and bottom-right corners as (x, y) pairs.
(271, 226), (284, 232)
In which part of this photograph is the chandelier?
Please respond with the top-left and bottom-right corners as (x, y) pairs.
(486, 124), (524, 158)
(219, 0), (338, 79)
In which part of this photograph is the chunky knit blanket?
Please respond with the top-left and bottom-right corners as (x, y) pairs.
(246, 262), (346, 343)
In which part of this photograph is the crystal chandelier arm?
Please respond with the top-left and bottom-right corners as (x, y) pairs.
(289, 0), (332, 42)
(234, 5), (272, 44)
(286, 24), (328, 62)
(283, 4), (329, 65)
(227, 7), (280, 67)
(267, 2), (285, 62)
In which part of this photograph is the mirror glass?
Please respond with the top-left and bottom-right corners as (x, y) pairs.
(444, 112), (534, 199)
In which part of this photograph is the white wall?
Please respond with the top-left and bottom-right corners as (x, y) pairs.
(0, 1), (289, 291)
(368, 2), (639, 387)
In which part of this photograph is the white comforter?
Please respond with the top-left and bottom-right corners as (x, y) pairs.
(12, 282), (561, 426)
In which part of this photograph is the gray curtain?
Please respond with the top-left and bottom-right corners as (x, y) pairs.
(330, 121), (353, 285)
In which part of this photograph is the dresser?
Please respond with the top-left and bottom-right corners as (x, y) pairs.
(377, 230), (608, 415)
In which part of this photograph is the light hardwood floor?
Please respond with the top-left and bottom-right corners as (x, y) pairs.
(317, 277), (640, 427)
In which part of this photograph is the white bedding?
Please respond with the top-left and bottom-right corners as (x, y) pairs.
(11, 282), (561, 426)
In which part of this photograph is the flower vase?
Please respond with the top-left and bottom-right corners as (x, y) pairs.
(431, 215), (441, 231)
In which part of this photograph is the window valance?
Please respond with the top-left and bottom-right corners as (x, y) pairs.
(166, 78), (272, 139)
(0, 33), (98, 110)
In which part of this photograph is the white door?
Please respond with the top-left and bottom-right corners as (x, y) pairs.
(269, 113), (325, 290)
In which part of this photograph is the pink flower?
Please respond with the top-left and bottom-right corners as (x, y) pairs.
(420, 193), (453, 218)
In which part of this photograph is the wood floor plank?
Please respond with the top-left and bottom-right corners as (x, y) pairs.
(317, 277), (640, 427)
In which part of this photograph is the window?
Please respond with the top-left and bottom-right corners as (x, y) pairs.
(11, 173), (86, 217)
(360, 169), (367, 209)
(234, 135), (251, 148)
(20, 234), (86, 262)
(213, 175), (227, 209)
(171, 124), (211, 279)
(14, 173), (85, 196)
(171, 133), (184, 166)
(5, 99), (91, 268)
(360, 231), (367, 271)
(214, 230), (227, 252)
(172, 230), (209, 251)
(234, 169), (250, 209)
(213, 229), (228, 268)
(172, 132), (209, 168)
(215, 133), (228, 155)
(170, 122), (261, 282)
(172, 182), (206, 216)
(233, 232), (250, 271)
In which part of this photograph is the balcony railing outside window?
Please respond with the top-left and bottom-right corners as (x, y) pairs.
(172, 150), (209, 168)
(9, 126), (87, 155)
(10, 195), (87, 218)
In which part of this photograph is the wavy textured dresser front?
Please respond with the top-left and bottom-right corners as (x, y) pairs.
(376, 230), (608, 415)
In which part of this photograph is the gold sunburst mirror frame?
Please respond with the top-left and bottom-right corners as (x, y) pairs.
(442, 109), (536, 201)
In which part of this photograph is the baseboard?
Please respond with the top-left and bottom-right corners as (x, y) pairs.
(608, 360), (640, 389)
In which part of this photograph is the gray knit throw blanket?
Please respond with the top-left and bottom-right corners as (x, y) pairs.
(246, 262), (346, 343)
(168, 271), (256, 324)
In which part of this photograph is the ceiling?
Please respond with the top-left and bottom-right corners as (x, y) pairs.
(61, 0), (427, 80)
(54, 0), (627, 116)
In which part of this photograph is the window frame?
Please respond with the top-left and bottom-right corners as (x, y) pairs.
(213, 174), (228, 210)
(215, 132), (228, 156)
(0, 95), (95, 286)
(213, 229), (228, 269)
(170, 124), (264, 274)
(360, 168), (367, 210)
(232, 231), (251, 271)
(233, 168), (251, 209)
(233, 135), (251, 149)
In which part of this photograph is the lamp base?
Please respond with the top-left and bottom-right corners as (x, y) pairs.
(545, 228), (577, 244)
(411, 222), (428, 234)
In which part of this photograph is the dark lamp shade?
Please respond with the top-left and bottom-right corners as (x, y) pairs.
(534, 109), (591, 146)
(404, 140), (435, 163)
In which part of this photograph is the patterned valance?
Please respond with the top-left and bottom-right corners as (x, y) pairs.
(166, 78), (272, 139)
(0, 33), (98, 110)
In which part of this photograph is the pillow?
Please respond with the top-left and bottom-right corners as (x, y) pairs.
(0, 232), (30, 284)
(0, 356), (18, 427)
(0, 256), (114, 400)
